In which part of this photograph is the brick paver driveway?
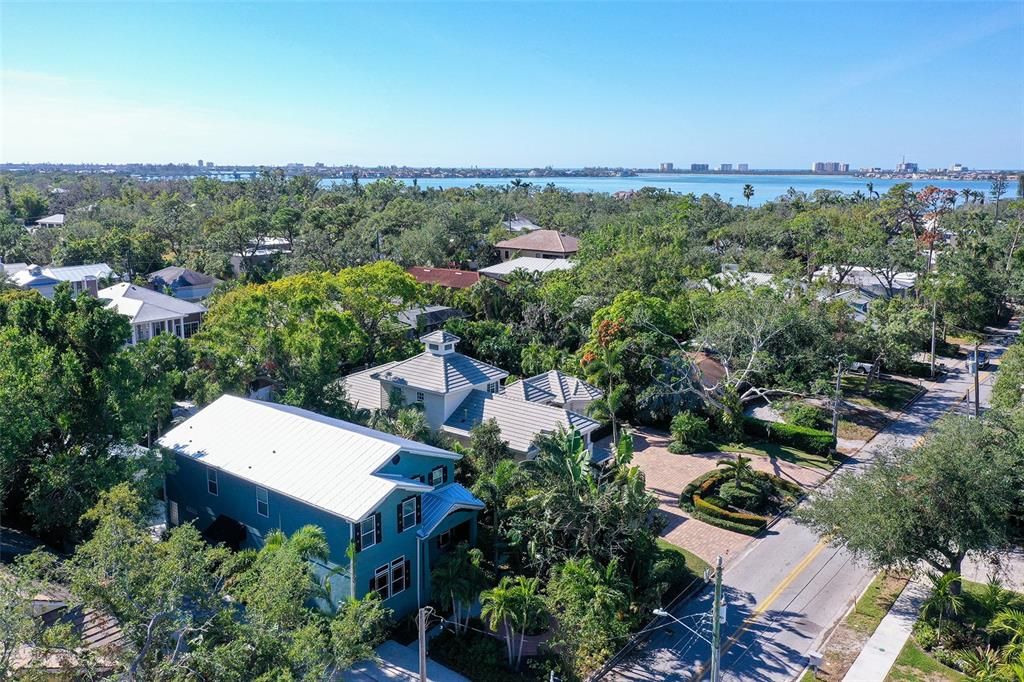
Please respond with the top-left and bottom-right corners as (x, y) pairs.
(626, 427), (827, 564)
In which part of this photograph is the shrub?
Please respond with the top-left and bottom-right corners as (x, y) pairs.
(679, 470), (724, 510)
(693, 496), (766, 528)
(692, 510), (763, 535)
(669, 411), (710, 454)
(782, 402), (829, 430)
(913, 621), (939, 650)
(743, 417), (836, 455)
(718, 479), (769, 513)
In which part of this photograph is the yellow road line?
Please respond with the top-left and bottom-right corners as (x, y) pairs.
(694, 541), (828, 679)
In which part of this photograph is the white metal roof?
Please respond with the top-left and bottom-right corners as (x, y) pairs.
(100, 282), (206, 324)
(478, 257), (575, 278)
(158, 395), (460, 522)
(43, 263), (113, 281)
(418, 483), (484, 538)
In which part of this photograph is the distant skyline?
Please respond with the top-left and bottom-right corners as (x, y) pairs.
(2, 1), (1023, 168)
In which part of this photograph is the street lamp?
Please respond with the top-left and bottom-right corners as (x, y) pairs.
(651, 609), (712, 644)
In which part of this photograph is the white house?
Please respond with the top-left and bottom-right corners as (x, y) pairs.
(342, 331), (601, 458)
(9, 263), (113, 299)
(477, 257), (575, 282)
(99, 282), (206, 345)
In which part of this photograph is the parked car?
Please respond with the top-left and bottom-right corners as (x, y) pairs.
(849, 361), (876, 375)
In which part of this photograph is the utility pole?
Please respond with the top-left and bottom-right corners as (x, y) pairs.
(417, 606), (433, 682)
(710, 555), (724, 682)
(929, 297), (938, 378)
(831, 361), (844, 443)
(974, 341), (981, 418)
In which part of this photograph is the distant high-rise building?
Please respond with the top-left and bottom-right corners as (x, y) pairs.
(737, 163), (749, 171)
(691, 163), (710, 172)
(206, 161), (214, 168)
(719, 163), (733, 171)
(949, 163), (967, 172)
(896, 161), (919, 173)
(812, 161), (846, 173)
(660, 162), (674, 172)
(197, 159), (203, 167)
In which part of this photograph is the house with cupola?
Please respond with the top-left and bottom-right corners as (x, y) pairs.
(343, 331), (604, 459)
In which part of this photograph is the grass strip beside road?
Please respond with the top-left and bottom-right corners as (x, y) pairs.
(713, 440), (836, 471)
(886, 639), (965, 682)
(656, 538), (710, 578)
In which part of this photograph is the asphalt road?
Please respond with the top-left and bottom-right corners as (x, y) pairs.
(603, 325), (1014, 682)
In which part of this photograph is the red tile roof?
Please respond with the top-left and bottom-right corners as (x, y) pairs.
(407, 266), (481, 289)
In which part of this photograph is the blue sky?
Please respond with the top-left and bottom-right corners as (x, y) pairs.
(2, 1), (1022, 168)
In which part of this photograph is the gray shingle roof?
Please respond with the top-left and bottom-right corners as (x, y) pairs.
(372, 352), (507, 394)
(442, 391), (600, 454)
(522, 370), (603, 405)
(340, 362), (397, 410)
(419, 330), (461, 345)
(501, 380), (557, 404)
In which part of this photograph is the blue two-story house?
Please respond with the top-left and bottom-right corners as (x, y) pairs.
(159, 395), (483, 619)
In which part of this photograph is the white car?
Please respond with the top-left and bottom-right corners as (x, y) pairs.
(849, 361), (876, 375)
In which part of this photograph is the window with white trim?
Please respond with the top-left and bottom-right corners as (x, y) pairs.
(359, 516), (377, 550)
(416, 391), (425, 403)
(429, 465), (445, 487)
(207, 468), (218, 496)
(438, 529), (451, 549)
(390, 557), (407, 595)
(487, 381), (499, 394)
(372, 564), (390, 599)
(256, 487), (269, 517)
(400, 498), (417, 531)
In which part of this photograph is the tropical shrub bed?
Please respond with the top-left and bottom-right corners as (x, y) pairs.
(743, 417), (836, 455)
(679, 461), (803, 536)
(668, 411), (710, 453)
(907, 575), (1024, 678)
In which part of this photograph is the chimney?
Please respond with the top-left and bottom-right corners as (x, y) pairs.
(82, 275), (98, 298)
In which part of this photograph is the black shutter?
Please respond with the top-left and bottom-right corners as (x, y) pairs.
(369, 576), (374, 594)
(442, 466), (448, 483)
(406, 558), (412, 590)
(415, 496), (422, 525)
(374, 512), (382, 545)
(397, 502), (404, 533)
(353, 521), (362, 552)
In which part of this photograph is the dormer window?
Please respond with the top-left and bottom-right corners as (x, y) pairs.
(444, 344), (453, 352)
(429, 344), (439, 351)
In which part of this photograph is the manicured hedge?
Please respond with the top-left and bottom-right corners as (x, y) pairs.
(692, 510), (763, 536)
(679, 470), (723, 511)
(743, 417), (836, 455)
(693, 496), (766, 528)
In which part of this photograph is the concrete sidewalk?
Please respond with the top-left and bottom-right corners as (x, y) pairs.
(343, 640), (469, 681)
(841, 580), (930, 682)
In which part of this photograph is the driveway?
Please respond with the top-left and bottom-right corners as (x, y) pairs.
(629, 428), (826, 565)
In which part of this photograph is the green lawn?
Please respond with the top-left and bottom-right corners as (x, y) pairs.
(841, 375), (922, 412)
(657, 538), (710, 578)
(712, 439), (837, 471)
(847, 572), (909, 635)
(886, 639), (965, 682)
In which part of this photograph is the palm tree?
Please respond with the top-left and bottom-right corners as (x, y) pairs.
(481, 576), (546, 669)
(961, 187), (973, 206)
(867, 181), (878, 199)
(481, 577), (518, 666)
(921, 571), (965, 629)
(588, 384), (627, 445)
(585, 344), (626, 443)
(472, 459), (524, 567)
(716, 454), (754, 484)
(431, 543), (487, 635)
(743, 184), (754, 206)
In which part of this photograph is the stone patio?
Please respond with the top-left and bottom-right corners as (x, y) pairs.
(627, 427), (827, 565)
